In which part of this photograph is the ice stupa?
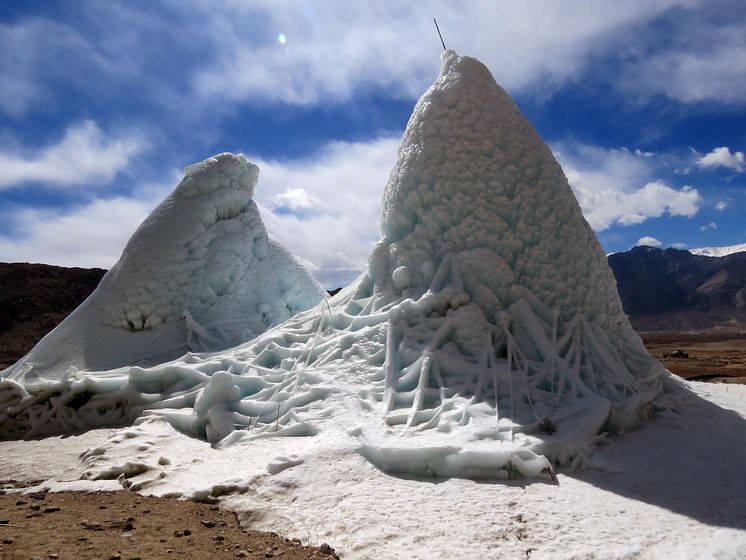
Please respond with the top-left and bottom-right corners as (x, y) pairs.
(1, 52), (669, 479)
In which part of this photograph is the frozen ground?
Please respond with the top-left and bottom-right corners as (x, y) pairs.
(1, 380), (744, 559)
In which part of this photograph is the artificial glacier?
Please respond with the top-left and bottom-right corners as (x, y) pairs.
(1, 51), (671, 480)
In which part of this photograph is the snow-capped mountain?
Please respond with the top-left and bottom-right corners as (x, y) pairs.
(691, 243), (746, 257)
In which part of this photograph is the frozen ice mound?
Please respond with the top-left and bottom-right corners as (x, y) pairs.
(0, 153), (326, 431)
(1, 53), (670, 481)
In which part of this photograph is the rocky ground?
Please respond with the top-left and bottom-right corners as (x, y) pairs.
(0, 484), (339, 560)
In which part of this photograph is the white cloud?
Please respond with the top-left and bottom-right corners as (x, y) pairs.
(252, 136), (400, 287)
(699, 222), (718, 231)
(554, 142), (701, 231)
(5, 0), (740, 122)
(715, 200), (728, 211)
(0, 121), (144, 190)
(697, 147), (745, 173)
(0, 172), (175, 268)
(190, 1), (696, 107)
(0, 197), (157, 268)
(620, 23), (746, 105)
(671, 242), (688, 249)
(637, 236), (662, 247)
(271, 188), (321, 212)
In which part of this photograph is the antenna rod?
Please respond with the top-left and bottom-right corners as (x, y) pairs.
(433, 18), (446, 51)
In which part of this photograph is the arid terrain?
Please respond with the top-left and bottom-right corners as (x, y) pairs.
(640, 331), (746, 383)
(0, 484), (339, 560)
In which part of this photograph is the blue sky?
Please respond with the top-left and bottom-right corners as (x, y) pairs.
(0, 0), (745, 287)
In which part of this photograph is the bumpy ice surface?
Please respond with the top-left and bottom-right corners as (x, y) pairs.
(1, 52), (668, 481)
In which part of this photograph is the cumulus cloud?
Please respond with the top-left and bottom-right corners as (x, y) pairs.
(554, 142), (701, 231)
(699, 222), (718, 231)
(0, 172), (175, 268)
(715, 200), (728, 211)
(252, 136), (400, 287)
(271, 188), (321, 214)
(191, 1), (699, 107)
(620, 22), (746, 105)
(637, 236), (662, 247)
(0, 121), (144, 190)
(697, 147), (745, 172)
(0, 197), (157, 268)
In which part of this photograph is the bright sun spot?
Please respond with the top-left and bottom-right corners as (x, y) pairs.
(278, 33), (287, 45)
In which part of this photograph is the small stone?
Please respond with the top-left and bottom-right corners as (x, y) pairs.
(15, 500), (27, 506)
(0, 519), (8, 524)
(201, 520), (216, 528)
(319, 543), (338, 558)
(42, 507), (61, 514)
(49, 554), (59, 559)
(174, 531), (184, 538)
(109, 555), (121, 560)
(209, 505), (219, 511)
(30, 490), (48, 500)
(30, 504), (41, 511)
(236, 551), (249, 558)
(2, 537), (14, 544)
(183, 529), (191, 536)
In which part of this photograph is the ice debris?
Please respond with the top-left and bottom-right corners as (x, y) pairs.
(1, 52), (671, 481)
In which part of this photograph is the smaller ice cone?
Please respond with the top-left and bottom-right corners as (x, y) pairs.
(2, 153), (326, 385)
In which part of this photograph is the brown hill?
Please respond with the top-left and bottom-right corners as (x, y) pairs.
(0, 262), (106, 369)
(607, 246), (746, 332)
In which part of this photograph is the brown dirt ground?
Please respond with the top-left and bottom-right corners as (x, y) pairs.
(640, 331), (746, 383)
(0, 486), (339, 560)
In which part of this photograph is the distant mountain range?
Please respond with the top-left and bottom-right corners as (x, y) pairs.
(608, 246), (746, 331)
(2, 245), (746, 364)
(690, 243), (746, 258)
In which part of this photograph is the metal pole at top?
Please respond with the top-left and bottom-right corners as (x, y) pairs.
(433, 18), (446, 51)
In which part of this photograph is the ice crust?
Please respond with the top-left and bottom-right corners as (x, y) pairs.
(1, 52), (669, 480)
(0, 153), (326, 388)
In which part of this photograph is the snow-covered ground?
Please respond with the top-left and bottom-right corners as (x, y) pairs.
(1, 379), (744, 559)
(691, 243), (746, 257)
